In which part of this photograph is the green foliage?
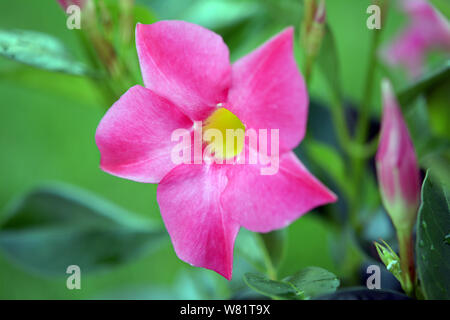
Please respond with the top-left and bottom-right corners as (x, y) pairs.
(316, 24), (342, 100)
(235, 229), (268, 273)
(398, 60), (450, 110)
(306, 141), (350, 197)
(0, 0), (449, 300)
(283, 267), (340, 299)
(316, 287), (409, 300)
(244, 273), (299, 299)
(260, 230), (287, 271)
(429, 0), (450, 19)
(236, 229), (286, 278)
(0, 184), (166, 275)
(374, 240), (402, 284)
(0, 29), (92, 76)
(244, 267), (339, 300)
(416, 171), (450, 299)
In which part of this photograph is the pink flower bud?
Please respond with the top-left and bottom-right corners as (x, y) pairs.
(57, 0), (86, 11)
(376, 79), (421, 231)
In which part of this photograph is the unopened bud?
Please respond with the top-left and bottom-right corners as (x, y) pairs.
(376, 79), (421, 232)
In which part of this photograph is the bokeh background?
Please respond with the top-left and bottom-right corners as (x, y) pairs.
(0, 0), (448, 299)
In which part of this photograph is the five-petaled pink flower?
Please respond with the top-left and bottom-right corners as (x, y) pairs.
(376, 79), (421, 231)
(95, 21), (337, 279)
(382, 0), (450, 78)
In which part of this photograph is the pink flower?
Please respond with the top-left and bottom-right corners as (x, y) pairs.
(382, 0), (450, 78)
(95, 21), (337, 279)
(57, 0), (86, 10)
(376, 79), (421, 231)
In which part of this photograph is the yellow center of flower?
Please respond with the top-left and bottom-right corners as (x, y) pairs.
(202, 107), (245, 159)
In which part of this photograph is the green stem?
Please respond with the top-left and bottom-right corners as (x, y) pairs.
(397, 228), (416, 297)
(257, 234), (277, 280)
(354, 30), (381, 144)
(349, 1), (387, 228)
(329, 93), (379, 159)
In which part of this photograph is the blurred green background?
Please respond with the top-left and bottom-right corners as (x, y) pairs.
(0, 0), (446, 299)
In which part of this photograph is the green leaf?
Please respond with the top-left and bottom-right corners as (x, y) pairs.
(317, 24), (343, 101)
(430, 0), (450, 19)
(183, 0), (259, 30)
(283, 266), (340, 299)
(374, 240), (402, 284)
(0, 29), (92, 76)
(243, 272), (299, 299)
(398, 60), (450, 110)
(0, 184), (166, 275)
(133, 4), (158, 24)
(421, 148), (450, 187)
(316, 287), (409, 300)
(244, 267), (340, 300)
(236, 229), (286, 277)
(306, 140), (350, 197)
(416, 171), (450, 299)
(235, 229), (266, 273)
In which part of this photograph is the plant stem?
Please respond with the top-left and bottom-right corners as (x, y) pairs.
(349, 1), (387, 228)
(257, 234), (277, 280)
(354, 31), (381, 144)
(397, 228), (416, 297)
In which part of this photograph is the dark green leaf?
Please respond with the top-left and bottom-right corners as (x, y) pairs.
(398, 60), (450, 109)
(416, 171), (450, 299)
(316, 287), (409, 300)
(420, 143), (450, 187)
(0, 29), (92, 76)
(243, 272), (299, 299)
(0, 184), (166, 275)
(284, 266), (340, 299)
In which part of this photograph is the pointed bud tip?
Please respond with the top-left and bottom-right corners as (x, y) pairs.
(381, 78), (399, 111)
(314, 0), (326, 23)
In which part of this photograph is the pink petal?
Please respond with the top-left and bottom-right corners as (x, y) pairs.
(156, 164), (239, 280)
(136, 21), (231, 121)
(95, 85), (193, 183)
(382, 26), (428, 79)
(226, 27), (308, 153)
(57, 0), (86, 10)
(402, 0), (450, 46)
(382, 0), (450, 78)
(376, 80), (420, 209)
(222, 152), (337, 233)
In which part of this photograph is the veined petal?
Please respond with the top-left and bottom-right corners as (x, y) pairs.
(95, 85), (193, 183)
(226, 27), (308, 153)
(156, 164), (239, 280)
(136, 21), (231, 121)
(222, 152), (337, 233)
